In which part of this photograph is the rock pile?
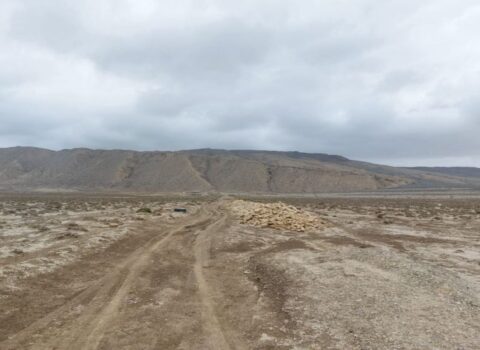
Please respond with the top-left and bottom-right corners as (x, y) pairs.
(230, 200), (325, 232)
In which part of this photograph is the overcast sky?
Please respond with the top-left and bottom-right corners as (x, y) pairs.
(1, 0), (479, 166)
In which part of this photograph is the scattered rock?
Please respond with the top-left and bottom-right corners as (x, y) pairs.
(66, 222), (88, 232)
(230, 200), (326, 232)
(56, 232), (80, 239)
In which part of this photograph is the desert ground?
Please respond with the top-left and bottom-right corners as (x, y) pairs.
(0, 192), (479, 349)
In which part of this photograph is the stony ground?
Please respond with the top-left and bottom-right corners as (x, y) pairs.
(229, 200), (327, 232)
(0, 193), (479, 349)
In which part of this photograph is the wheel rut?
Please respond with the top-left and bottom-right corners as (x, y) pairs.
(194, 214), (230, 349)
(1, 209), (211, 350)
(68, 225), (183, 350)
(1, 202), (247, 350)
(193, 206), (247, 350)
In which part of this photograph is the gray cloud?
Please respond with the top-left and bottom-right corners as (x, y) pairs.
(1, 0), (480, 166)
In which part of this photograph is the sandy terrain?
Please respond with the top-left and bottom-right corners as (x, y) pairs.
(0, 193), (479, 349)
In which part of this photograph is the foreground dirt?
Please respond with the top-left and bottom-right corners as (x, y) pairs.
(1, 194), (479, 349)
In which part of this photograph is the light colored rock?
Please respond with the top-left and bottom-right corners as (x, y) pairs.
(229, 200), (325, 232)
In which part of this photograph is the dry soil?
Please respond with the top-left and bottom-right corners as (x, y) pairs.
(0, 193), (479, 349)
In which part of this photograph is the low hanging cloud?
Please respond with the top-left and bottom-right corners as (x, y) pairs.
(1, 0), (480, 166)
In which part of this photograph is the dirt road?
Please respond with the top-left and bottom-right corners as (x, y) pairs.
(0, 199), (243, 349)
(1, 195), (480, 349)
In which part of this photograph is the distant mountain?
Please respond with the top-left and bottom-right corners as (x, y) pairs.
(0, 147), (479, 193)
(409, 167), (480, 178)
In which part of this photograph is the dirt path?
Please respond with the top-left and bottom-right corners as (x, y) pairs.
(1, 204), (246, 350)
(69, 223), (187, 350)
(193, 207), (241, 350)
(2, 196), (480, 349)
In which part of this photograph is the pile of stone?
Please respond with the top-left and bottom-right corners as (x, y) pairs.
(230, 200), (325, 232)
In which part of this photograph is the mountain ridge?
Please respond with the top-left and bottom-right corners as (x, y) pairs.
(1, 147), (479, 193)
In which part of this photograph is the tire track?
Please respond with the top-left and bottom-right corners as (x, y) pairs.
(2, 202), (246, 350)
(70, 227), (180, 350)
(193, 205), (247, 350)
(66, 209), (213, 350)
(1, 209), (211, 350)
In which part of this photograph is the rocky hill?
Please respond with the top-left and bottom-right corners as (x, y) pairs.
(1, 147), (479, 193)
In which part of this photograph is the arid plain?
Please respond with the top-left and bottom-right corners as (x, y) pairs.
(0, 192), (479, 349)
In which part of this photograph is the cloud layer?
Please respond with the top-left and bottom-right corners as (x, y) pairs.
(1, 0), (480, 166)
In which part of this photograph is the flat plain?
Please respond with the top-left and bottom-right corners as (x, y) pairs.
(0, 192), (479, 349)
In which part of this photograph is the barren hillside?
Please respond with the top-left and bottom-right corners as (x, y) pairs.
(1, 147), (479, 193)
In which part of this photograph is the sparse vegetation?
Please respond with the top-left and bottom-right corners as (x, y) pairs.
(1, 194), (480, 349)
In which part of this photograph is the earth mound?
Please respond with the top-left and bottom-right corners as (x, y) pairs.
(230, 200), (326, 232)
